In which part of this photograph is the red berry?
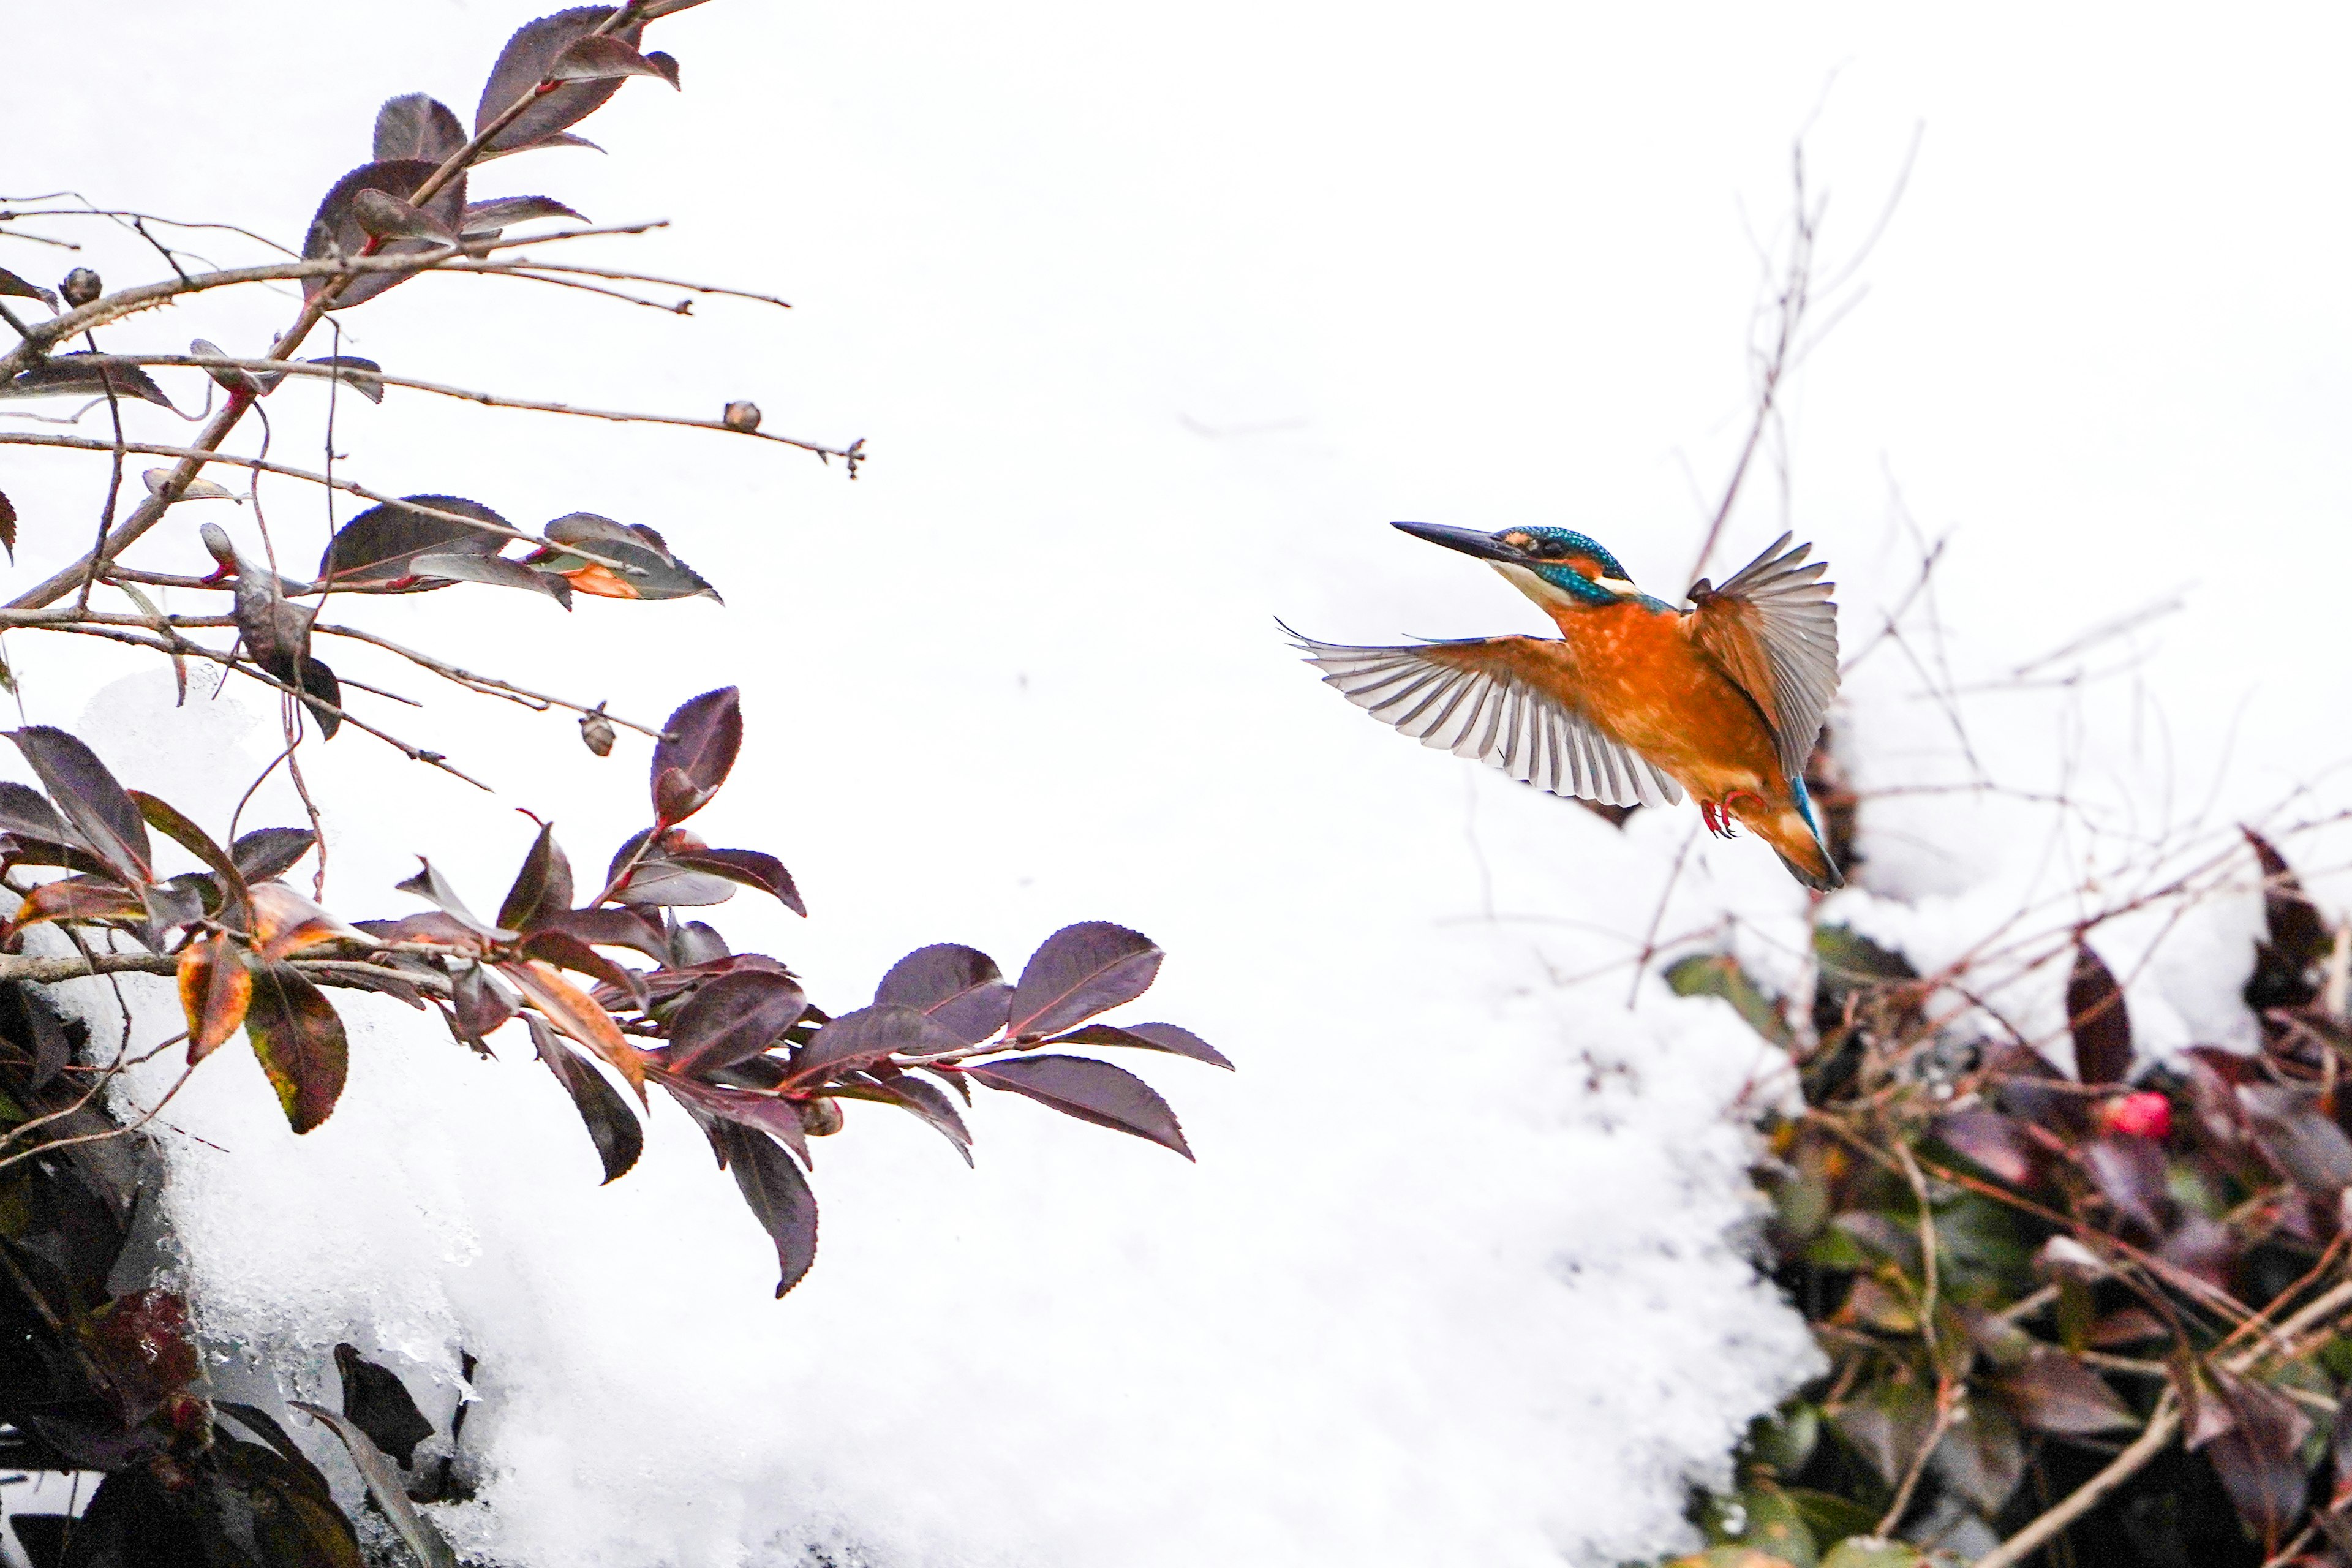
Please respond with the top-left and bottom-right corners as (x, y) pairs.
(2098, 1091), (2172, 1140)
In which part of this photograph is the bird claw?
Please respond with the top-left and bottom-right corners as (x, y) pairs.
(1700, 791), (1767, 840)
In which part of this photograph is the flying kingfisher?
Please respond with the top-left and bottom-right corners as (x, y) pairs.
(1289, 524), (1843, 890)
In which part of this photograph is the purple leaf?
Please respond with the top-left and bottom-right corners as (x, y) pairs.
(668, 918), (728, 967)
(711, 1121), (819, 1297)
(658, 1071), (810, 1167)
(395, 858), (516, 941)
(2067, 941), (2132, 1085)
(2, 353), (177, 411)
(1006, 922), (1162, 1039)
(875, 943), (1012, 1044)
(965, 1054), (1192, 1159)
(372, 94), (466, 164)
(10, 727), (149, 882)
(665, 970), (808, 1079)
(450, 962), (517, 1047)
(519, 930), (646, 1006)
(497, 823), (574, 933)
(1931, 1106), (2037, 1186)
(350, 188), (455, 244)
(2240, 1084), (2352, 1194)
(533, 905), (668, 963)
(230, 827), (316, 883)
(1992, 1349), (2138, 1436)
(458, 195), (587, 238)
(668, 849), (802, 914)
(784, 1003), (962, 1089)
(2201, 1370), (2313, 1547)
(650, 687), (741, 824)
(318, 495), (512, 586)
(353, 911), (491, 953)
(612, 856), (737, 908)
(0, 265), (58, 309)
(547, 34), (679, 88)
(2083, 1134), (2172, 1237)
(301, 160), (466, 310)
(2244, 827), (2329, 1014)
(1043, 1022), (1232, 1070)
(405, 552), (573, 608)
(528, 1017), (641, 1183)
(863, 1071), (972, 1165)
(475, 8), (647, 154)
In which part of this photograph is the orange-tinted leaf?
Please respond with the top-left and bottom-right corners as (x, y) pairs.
(246, 963), (348, 1134)
(178, 933), (252, 1062)
(500, 959), (645, 1100)
(4, 875), (147, 944)
(249, 880), (371, 961)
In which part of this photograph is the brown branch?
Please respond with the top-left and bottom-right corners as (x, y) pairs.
(1971, 1390), (2180, 1568)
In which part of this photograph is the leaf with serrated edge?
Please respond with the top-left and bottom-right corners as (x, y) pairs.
(300, 159), (466, 310)
(407, 552), (573, 607)
(396, 857), (516, 940)
(459, 195), (588, 236)
(0, 266), (58, 307)
(669, 848), (802, 914)
(178, 934), (251, 1062)
(712, 1121), (819, 1297)
(500, 958), (644, 1099)
(10, 726), (150, 881)
(966, 1054), (1192, 1159)
(528, 1017), (641, 1183)
(1006, 922), (1163, 1038)
(548, 34), (679, 86)
(372, 93), (466, 162)
(875, 942), (1010, 1044)
(230, 827), (314, 883)
(650, 687), (741, 823)
(657, 1071), (811, 1167)
(245, 964), (348, 1133)
(1042, 1021), (1232, 1069)
(318, 494), (511, 586)
(497, 821), (574, 932)
(787, 1003), (963, 1088)
(667, 970), (807, 1078)
(475, 7), (646, 153)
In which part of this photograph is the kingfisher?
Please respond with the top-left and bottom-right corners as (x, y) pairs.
(1289, 524), (1843, 890)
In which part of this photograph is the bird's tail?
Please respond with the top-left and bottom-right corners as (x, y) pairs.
(1753, 775), (1843, 892)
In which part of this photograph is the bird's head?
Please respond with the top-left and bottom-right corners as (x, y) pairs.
(1392, 521), (1642, 612)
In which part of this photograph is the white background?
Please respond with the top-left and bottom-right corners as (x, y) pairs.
(7, 2), (2352, 1563)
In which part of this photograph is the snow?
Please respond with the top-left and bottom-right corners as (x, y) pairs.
(9, 1), (2352, 1564)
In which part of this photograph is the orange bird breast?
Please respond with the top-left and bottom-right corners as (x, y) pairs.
(1539, 599), (1782, 803)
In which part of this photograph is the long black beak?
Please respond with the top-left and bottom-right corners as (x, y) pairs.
(1392, 520), (1526, 562)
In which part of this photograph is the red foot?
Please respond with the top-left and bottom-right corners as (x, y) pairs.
(1700, 790), (1770, 840)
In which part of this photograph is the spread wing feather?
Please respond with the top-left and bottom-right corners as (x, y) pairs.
(1687, 533), (1839, 780)
(1286, 629), (1684, 809)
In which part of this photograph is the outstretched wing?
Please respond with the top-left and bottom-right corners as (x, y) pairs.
(1286, 628), (1684, 809)
(1686, 533), (1838, 780)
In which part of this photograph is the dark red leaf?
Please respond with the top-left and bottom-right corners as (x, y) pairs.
(2087, 1307), (2168, 1348)
(1934, 1400), (2026, 1515)
(784, 1003), (962, 1089)
(396, 857), (516, 941)
(245, 963), (349, 1134)
(231, 826), (316, 883)
(2202, 1370), (2313, 1547)
(450, 962), (517, 1047)
(0, 265), (57, 307)
(129, 790), (246, 915)
(458, 195), (587, 237)
(318, 496), (512, 586)
(9, 726), (149, 881)
(2156, 1215), (2238, 1290)
(547, 34), (677, 87)
(372, 94), (466, 163)
(1828, 1379), (1937, 1487)
(475, 8), (647, 154)
(711, 1121), (819, 1297)
(862, 1071), (972, 1165)
(85, 1289), (198, 1422)
(965, 1054), (1192, 1159)
(350, 187), (454, 244)
(649, 687), (740, 824)
(497, 822), (575, 933)
(301, 160), (466, 309)
(528, 1016), (641, 1183)
(406, 551), (573, 607)
(1042, 1021), (1232, 1070)
(2067, 941), (2132, 1085)
(0, 779), (81, 851)
(665, 970), (807, 1078)
(657, 1070), (811, 1167)
(353, 911), (491, 954)
(1931, 1106), (2037, 1186)
(611, 856), (737, 907)
(669, 918), (728, 967)
(533, 903), (668, 962)
(2241, 1084), (2352, 1194)
(2244, 828), (2330, 1014)
(876, 943), (1013, 1044)
(519, 930), (645, 1005)
(0, 488), (12, 562)
(668, 848), (802, 914)
(2, 353), (177, 411)
(333, 1343), (434, 1469)
(4, 875), (149, 944)
(1992, 1349), (2138, 1435)
(1005, 922), (1163, 1039)
(2083, 1134), (2173, 1237)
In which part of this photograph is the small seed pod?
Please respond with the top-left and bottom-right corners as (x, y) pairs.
(579, 706), (616, 757)
(59, 268), (101, 307)
(797, 1096), (845, 1138)
(722, 400), (761, 433)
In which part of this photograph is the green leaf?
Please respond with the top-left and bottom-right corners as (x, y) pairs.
(1820, 1540), (1922, 1568)
(1664, 952), (1793, 1047)
(245, 963), (348, 1133)
(1783, 1489), (1880, 1554)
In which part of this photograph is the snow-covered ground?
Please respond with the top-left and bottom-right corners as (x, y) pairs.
(8, 2), (2352, 1563)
